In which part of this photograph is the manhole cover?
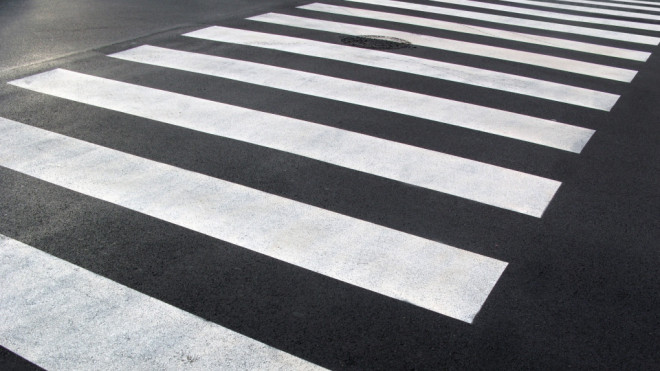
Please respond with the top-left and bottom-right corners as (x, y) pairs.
(340, 35), (414, 50)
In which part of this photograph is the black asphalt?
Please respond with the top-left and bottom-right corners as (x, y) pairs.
(0, 0), (658, 369)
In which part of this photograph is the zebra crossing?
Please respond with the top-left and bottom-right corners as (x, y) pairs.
(183, 26), (621, 108)
(0, 235), (322, 370)
(1, 0), (659, 368)
(336, 0), (660, 42)
(427, 0), (660, 30)
(248, 12), (639, 81)
(296, 3), (655, 57)
(497, 0), (660, 20)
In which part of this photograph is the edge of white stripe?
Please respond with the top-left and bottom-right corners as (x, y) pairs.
(0, 115), (509, 323)
(0, 234), (324, 370)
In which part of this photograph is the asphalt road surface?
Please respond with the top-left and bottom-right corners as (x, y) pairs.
(1, 0), (658, 369)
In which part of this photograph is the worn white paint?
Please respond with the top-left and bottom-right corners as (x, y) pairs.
(299, 3), (650, 61)
(0, 116), (508, 323)
(106, 47), (594, 153)
(249, 13), (638, 82)
(11, 68), (562, 215)
(499, 0), (660, 20)
(336, 0), (660, 45)
(427, 0), (660, 31)
(0, 234), (325, 370)
(185, 26), (620, 110)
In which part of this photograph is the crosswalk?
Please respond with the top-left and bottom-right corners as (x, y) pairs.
(427, 0), (660, 30)
(248, 12), (639, 81)
(0, 235), (322, 370)
(497, 0), (660, 20)
(551, 0), (660, 11)
(297, 3), (655, 57)
(1, 0), (659, 368)
(335, 0), (660, 42)
(183, 26), (621, 108)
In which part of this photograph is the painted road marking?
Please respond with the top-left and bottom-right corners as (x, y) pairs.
(334, 0), (660, 45)
(0, 234), (324, 370)
(105, 46), (594, 153)
(299, 3), (651, 61)
(427, 0), (660, 32)
(498, 0), (660, 20)
(601, 0), (660, 7)
(521, 0), (660, 12)
(0, 116), (508, 323)
(185, 26), (620, 110)
(10, 68), (562, 215)
(249, 13), (638, 82)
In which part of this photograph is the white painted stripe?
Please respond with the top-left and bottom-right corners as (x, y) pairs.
(105, 46), (593, 153)
(185, 26), (620, 110)
(540, 0), (660, 12)
(10, 68), (563, 215)
(0, 116), (509, 323)
(298, 3), (650, 61)
(605, 0), (660, 7)
(249, 13), (637, 82)
(427, 0), (660, 31)
(335, 0), (660, 45)
(499, 0), (660, 20)
(0, 234), (324, 370)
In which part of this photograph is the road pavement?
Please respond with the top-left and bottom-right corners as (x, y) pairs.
(0, 0), (658, 369)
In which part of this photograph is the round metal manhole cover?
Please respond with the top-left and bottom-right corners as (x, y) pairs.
(340, 35), (414, 50)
